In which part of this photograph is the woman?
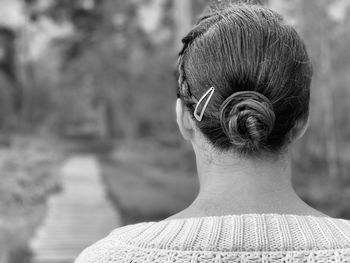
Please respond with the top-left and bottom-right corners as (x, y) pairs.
(75, 3), (350, 262)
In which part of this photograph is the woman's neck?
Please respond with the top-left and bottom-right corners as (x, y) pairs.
(168, 148), (328, 220)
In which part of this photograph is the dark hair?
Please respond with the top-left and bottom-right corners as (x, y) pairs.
(176, 3), (312, 156)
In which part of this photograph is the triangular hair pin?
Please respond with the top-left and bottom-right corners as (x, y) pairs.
(194, 87), (215, 122)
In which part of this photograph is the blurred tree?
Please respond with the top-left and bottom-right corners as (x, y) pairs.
(0, 27), (22, 115)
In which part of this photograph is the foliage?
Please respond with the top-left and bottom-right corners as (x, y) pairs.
(0, 138), (61, 210)
(0, 0), (349, 226)
(0, 135), (64, 263)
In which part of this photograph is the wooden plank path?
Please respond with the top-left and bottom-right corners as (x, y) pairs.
(30, 155), (121, 263)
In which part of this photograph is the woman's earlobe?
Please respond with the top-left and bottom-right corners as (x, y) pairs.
(288, 117), (309, 143)
(176, 99), (194, 141)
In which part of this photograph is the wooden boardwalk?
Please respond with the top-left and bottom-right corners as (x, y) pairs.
(30, 155), (121, 263)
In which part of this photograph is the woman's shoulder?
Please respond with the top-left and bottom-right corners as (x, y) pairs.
(74, 221), (155, 263)
(74, 214), (350, 263)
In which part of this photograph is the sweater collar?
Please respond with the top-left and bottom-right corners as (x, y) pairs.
(110, 213), (350, 252)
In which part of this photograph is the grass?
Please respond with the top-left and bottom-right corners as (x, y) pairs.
(292, 159), (350, 219)
(99, 140), (199, 224)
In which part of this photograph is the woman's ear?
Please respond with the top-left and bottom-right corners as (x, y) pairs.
(176, 99), (195, 141)
(288, 116), (309, 143)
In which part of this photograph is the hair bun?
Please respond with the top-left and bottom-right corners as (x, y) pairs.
(219, 91), (275, 154)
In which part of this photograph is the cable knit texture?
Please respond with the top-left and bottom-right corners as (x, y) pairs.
(75, 213), (350, 262)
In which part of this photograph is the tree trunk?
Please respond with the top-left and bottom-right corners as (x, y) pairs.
(173, 0), (192, 52)
(319, 24), (339, 179)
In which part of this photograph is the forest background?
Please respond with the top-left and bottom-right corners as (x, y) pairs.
(0, 0), (350, 262)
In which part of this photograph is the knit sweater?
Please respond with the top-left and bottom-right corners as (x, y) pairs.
(75, 213), (350, 262)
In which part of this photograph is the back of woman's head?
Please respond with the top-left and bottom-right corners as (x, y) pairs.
(177, 3), (312, 156)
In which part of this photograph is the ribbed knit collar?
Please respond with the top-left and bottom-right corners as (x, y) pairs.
(109, 213), (350, 252)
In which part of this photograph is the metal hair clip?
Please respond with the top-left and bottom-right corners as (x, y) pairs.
(194, 87), (215, 122)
